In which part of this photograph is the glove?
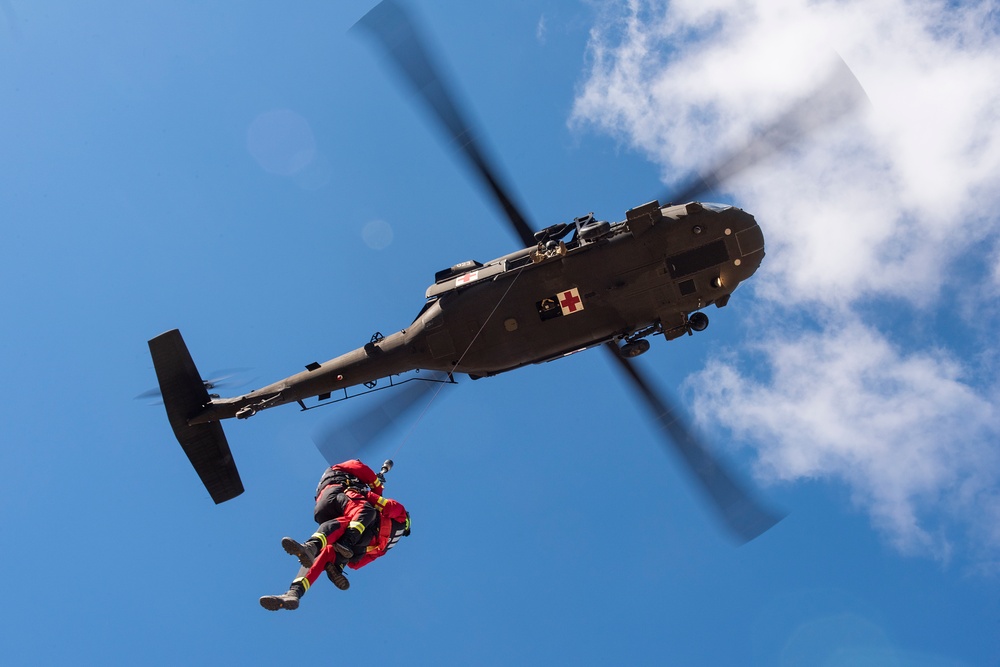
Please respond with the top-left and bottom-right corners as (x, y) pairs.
(376, 473), (386, 486)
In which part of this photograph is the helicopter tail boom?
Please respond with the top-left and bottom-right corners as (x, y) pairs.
(148, 329), (244, 504)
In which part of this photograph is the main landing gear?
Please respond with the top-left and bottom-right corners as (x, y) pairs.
(616, 311), (710, 358)
(688, 311), (709, 332)
(619, 339), (651, 358)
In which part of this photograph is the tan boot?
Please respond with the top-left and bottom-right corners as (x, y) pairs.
(281, 537), (321, 568)
(325, 562), (350, 590)
(259, 582), (305, 611)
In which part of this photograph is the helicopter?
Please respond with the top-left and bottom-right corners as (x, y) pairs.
(148, 0), (866, 544)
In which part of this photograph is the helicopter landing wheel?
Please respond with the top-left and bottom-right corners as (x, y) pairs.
(688, 312), (709, 332)
(619, 339), (651, 358)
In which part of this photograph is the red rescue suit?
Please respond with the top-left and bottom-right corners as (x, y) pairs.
(315, 459), (384, 500)
(312, 460), (384, 548)
(349, 495), (409, 570)
(302, 491), (409, 586)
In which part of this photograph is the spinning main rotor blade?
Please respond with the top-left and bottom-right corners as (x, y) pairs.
(312, 373), (450, 466)
(604, 344), (783, 544)
(357, 1), (783, 542)
(664, 56), (870, 205)
(355, 0), (537, 248)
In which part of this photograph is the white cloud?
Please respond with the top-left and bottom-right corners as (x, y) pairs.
(574, 0), (1000, 306)
(688, 321), (1000, 559)
(573, 0), (1000, 561)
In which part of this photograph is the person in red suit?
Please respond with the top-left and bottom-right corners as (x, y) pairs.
(260, 460), (409, 611)
(280, 459), (384, 568)
(323, 493), (410, 587)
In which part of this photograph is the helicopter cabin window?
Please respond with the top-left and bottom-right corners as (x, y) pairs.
(667, 239), (730, 279)
(505, 254), (534, 271)
(678, 279), (697, 296)
(701, 202), (733, 212)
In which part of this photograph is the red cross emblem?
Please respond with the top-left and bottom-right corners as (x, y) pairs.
(455, 271), (479, 286)
(558, 288), (583, 315)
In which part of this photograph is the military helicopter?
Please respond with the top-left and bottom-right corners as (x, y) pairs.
(148, 0), (866, 543)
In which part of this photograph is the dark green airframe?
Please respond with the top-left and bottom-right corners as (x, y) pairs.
(148, 198), (764, 514)
(188, 200), (761, 424)
(146, 0), (865, 544)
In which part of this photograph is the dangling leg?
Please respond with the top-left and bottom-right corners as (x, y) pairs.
(324, 552), (351, 591)
(280, 534), (323, 568)
(259, 565), (310, 611)
(283, 487), (354, 566)
(281, 515), (349, 568)
(332, 495), (378, 558)
(304, 545), (351, 591)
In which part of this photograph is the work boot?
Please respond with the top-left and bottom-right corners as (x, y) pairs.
(325, 562), (350, 590)
(259, 582), (305, 611)
(333, 541), (354, 559)
(281, 536), (320, 568)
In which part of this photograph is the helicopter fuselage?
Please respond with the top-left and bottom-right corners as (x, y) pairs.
(189, 199), (763, 425)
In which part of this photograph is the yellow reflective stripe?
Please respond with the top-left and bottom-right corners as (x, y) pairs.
(376, 497), (387, 508)
(348, 521), (365, 535)
(405, 516), (411, 531)
(311, 532), (328, 549)
(366, 545), (378, 553)
(293, 577), (310, 592)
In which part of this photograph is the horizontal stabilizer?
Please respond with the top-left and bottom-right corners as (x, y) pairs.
(148, 329), (244, 504)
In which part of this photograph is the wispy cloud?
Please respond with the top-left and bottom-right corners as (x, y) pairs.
(688, 321), (1000, 560)
(572, 0), (1000, 562)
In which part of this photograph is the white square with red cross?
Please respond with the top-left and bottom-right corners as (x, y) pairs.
(558, 288), (584, 316)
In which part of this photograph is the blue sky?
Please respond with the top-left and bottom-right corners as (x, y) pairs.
(2, 1), (999, 665)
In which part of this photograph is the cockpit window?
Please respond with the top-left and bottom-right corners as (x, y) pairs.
(701, 202), (733, 212)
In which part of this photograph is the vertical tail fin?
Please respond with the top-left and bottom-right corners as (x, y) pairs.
(148, 329), (244, 504)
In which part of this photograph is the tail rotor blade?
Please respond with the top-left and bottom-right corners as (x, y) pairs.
(135, 367), (255, 402)
(201, 368), (256, 391)
(605, 344), (783, 544)
(135, 387), (164, 400)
